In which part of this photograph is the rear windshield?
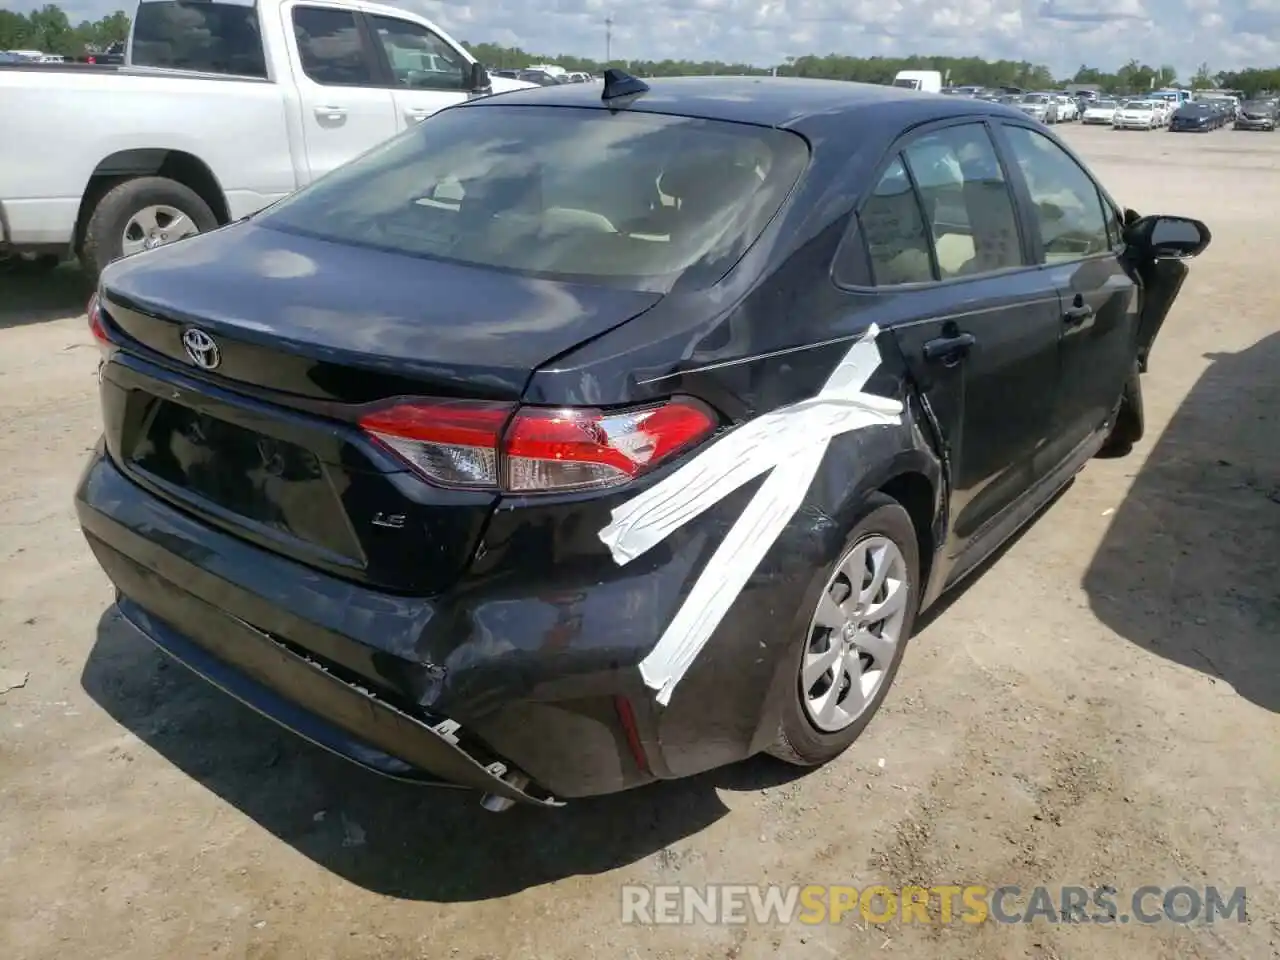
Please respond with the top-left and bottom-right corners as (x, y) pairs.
(1123, 101), (1152, 110)
(257, 105), (810, 292)
(131, 0), (267, 78)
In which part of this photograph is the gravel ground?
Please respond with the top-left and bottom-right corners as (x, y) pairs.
(1, 123), (1278, 960)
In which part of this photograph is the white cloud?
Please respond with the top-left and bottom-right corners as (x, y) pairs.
(17, 0), (1280, 76)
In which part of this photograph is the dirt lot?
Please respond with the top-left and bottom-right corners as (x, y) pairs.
(2, 123), (1278, 960)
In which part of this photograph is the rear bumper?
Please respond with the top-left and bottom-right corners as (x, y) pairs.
(112, 596), (560, 804)
(1235, 119), (1275, 130)
(75, 446), (673, 801)
(75, 440), (812, 800)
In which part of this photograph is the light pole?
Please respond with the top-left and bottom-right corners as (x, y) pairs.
(605, 15), (612, 65)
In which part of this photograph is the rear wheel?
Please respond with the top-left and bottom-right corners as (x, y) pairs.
(768, 494), (921, 766)
(80, 176), (217, 284)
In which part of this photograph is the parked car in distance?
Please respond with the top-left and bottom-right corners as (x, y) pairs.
(1114, 99), (1160, 129)
(1235, 100), (1278, 131)
(1081, 98), (1118, 124)
(1169, 101), (1218, 132)
(1054, 94), (1078, 121)
(76, 73), (1210, 811)
(0, 0), (535, 283)
(516, 68), (561, 86)
(1018, 92), (1059, 123)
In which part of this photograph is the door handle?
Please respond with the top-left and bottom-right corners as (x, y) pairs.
(1063, 304), (1094, 326)
(314, 105), (347, 121)
(404, 107), (432, 123)
(922, 332), (976, 365)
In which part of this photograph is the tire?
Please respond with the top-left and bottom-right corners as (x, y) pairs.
(79, 176), (218, 285)
(767, 492), (922, 767)
(1099, 359), (1144, 457)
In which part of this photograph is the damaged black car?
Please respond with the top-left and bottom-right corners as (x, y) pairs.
(76, 70), (1210, 810)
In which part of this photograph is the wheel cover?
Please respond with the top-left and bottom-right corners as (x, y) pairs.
(800, 535), (910, 733)
(121, 204), (200, 257)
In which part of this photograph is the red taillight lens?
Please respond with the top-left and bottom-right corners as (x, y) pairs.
(359, 400), (514, 488)
(358, 397), (717, 493)
(504, 399), (716, 492)
(87, 293), (110, 346)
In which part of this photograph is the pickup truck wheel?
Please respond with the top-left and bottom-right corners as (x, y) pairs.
(767, 493), (920, 767)
(80, 177), (217, 283)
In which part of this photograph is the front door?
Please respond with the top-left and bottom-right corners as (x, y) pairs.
(996, 123), (1141, 472)
(846, 121), (1063, 570)
(363, 13), (471, 131)
(285, 3), (398, 182)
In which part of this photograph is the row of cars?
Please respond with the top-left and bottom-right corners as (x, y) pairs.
(1109, 96), (1276, 132)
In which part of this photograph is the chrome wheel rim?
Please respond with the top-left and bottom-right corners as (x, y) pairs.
(801, 535), (910, 733)
(121, 204), (199, 257)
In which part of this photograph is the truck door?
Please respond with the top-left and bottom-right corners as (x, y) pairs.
(284, 3), (397, 182)
(361, 13), (471, 131)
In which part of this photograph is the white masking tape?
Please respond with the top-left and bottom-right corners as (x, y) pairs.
(598, 324), (904, 704)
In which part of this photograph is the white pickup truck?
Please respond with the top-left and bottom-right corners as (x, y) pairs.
(0, 0), (533, 281)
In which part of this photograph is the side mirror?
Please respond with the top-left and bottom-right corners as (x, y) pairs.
(467, 61), (492, 97)
(1124, 214), (1212, 260)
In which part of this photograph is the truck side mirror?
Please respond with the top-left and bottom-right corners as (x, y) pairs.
(468, 61), (492, 96)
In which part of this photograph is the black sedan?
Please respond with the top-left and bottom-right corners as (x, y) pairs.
(76, 71), (1210, 810)
(1169, 102), (1218, 132)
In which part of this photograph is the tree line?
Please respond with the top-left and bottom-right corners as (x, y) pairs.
(4, 3), (1279, 97)
(0, 4), (128, 57)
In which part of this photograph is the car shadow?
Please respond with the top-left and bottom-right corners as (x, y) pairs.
(1084, 332), (1280, 712)
(81, 606), (806, 902)
(0, 263), (91, 329)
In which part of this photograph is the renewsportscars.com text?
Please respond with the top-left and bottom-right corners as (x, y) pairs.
(620, 883), (1247, 926)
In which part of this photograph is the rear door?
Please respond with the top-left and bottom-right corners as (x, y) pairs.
(839, 120), (1063, 566)
(362, 12), (471, 130)
(283, 3), (397, 181)
(995, 121), (1140, 472)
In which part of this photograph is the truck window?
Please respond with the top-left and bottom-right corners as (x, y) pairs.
(131, 0), (267, 78)
(292, 6), (377, 86)
(368, 15), (467, 91)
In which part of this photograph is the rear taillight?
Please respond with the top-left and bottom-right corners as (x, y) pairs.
(358, 397), (717, 494)
(87, 293), (114, 373)
(359, 400), (512, 488)
(87, 293), (110, 346)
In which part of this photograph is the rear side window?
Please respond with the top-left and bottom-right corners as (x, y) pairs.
(856, 156), (934, 286)
(901, 123), (1023, 279)
(256, 105), (810, 292)
(131, 0), (267, 78)
(293, 6), (377, 86)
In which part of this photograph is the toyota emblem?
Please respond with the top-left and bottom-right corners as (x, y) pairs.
(181, 328), (221, 370)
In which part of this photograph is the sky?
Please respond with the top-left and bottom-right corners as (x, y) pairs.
(17, 0), (1280, 78)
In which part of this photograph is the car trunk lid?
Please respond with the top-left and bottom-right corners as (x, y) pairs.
(95, 223), (664, 594)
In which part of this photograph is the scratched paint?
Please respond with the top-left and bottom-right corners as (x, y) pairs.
(598, 324), (904, 704)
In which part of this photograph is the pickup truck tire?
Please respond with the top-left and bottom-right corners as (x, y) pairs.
(767, 493), (920, 767)
(80, 177), (218, 283)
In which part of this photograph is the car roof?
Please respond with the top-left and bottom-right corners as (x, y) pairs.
(466, 75), (1028, 133)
